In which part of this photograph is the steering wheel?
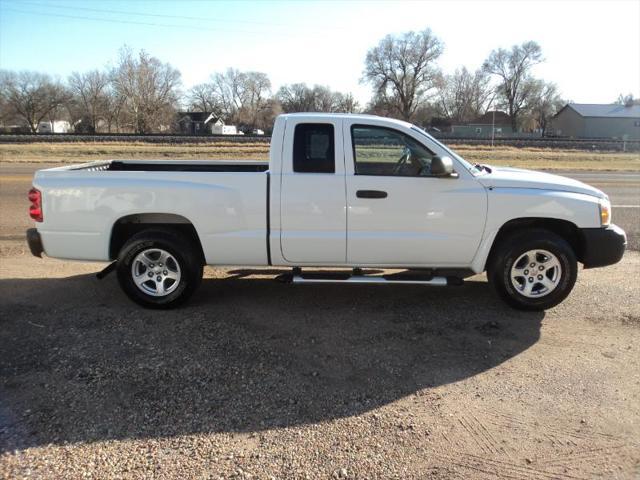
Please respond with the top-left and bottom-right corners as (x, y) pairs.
(418, 162), (432, 176)
(392, 147), (411, 175)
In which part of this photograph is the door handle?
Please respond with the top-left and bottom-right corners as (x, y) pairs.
(356, 190), (388, 199)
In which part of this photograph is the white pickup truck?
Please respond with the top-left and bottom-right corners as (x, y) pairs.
(27, 113), (626, 310)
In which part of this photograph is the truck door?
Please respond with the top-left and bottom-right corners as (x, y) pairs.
(343, 120), (487, 266)
(279, 118), (347, 264)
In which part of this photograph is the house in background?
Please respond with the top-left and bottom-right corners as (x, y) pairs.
(450, 111), (513, 137)
(176, 112), (240, 135)
(37, 120), (71, 133)
(551, 103), (640, 139)
(0, 123), (30, 133)
(176, 112), (219, 134)
(211, 123), (239, 135)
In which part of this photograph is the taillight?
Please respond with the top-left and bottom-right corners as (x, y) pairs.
(28, 187), (43, 222)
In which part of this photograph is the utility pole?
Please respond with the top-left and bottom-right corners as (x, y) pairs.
(491, 109), (495, 148)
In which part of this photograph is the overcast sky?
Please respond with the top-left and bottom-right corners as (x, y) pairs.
(1, 0), (639, 106)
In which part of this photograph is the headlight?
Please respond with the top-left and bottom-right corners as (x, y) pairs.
(599, 198), (611, 226)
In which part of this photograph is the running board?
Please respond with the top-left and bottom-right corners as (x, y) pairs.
(292, 275), (450, 286)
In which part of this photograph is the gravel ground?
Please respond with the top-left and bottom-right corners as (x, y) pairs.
(0, 242), (639, 479)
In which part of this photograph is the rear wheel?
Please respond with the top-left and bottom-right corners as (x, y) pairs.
(116, 229), (203, 309)
(487, 229), (577, 311)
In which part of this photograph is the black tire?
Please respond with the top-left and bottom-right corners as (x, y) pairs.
(116, 229), (203, 309)
(487, 229), (577, 311)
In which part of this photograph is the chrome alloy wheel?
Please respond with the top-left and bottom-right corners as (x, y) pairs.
(510, 249), (562, 298)
(131, 248), (181, 297)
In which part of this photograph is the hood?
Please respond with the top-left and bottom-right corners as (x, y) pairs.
(477, 166), (606, 199)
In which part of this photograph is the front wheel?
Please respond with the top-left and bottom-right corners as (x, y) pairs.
(116, 229), (203, 309)
(487, 229), (578, 311)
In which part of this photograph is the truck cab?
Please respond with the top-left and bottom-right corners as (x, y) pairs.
(271, 114), (487, 267)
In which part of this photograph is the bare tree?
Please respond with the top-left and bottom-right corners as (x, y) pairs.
(482, 41), (543, 131)
(615, 93), (639, 106)
(312, 85), (337, 112)
(436, 67), (492, 123)
(242, 72), (271, 110)
(103, 89), (126, 133)
(333, 92), (359, 113)
(363, 28), (444, 121)
(364, 92), (394, 117)
(236, 71), (272, 129)
(0, 81), (14, 125)
(187, 83), (218, 112)
(201, 69), (271, 127)
(0, 70), (70, 133)
(210, 68), (246, 119)
(526, 80), (564, 136)
(189, 69), (275, 131)
(522, 80), (566, 136)
(277, 83), (316, 112)
(111, 47), (181, 133)
(68, 70), (110, 132)
(238, 97), (281, 133)
(276, 83), (359, 113)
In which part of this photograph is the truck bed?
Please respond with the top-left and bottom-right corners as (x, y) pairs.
(33, 159), (270, 265)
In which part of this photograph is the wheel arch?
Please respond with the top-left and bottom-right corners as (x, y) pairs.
(109, 213), (205, 264)
(485, 217), (584, 271)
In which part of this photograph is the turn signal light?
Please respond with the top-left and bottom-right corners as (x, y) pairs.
(599, 199), (611, 226)
(28, 187), (43, 222)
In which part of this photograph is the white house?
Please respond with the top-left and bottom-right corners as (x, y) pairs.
(211, 120), (238, 135)
(37, 120), (71, 133)
(176, 112), (241, 135)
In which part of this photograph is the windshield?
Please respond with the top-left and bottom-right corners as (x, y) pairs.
(410, 126), (483, 175)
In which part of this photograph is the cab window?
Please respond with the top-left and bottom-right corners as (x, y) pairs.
(293, 123), (335, 173)
(351, 125), (435, 176)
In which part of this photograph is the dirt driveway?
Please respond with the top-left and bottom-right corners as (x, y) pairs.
(1, 241), (639, 479)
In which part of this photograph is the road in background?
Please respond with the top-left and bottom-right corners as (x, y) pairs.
(1, 163), (638, 249)
(556, 172), (640, 250)
(0, 163), (58, 241)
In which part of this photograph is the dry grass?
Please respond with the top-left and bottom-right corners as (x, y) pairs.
(0, 142), (270, 163)
(1, 141), (639, 171)
(452, 144), (640, 171)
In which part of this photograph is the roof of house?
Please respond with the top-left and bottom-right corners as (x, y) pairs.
(177, 112), (220, 123)
(558, 103), (640, 119)
(450, 111), (512, 127)
(473, 111), (512, 125)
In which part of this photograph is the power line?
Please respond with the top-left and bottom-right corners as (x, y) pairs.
(2, 0), (344, 32)
(0, 6), (320, 37)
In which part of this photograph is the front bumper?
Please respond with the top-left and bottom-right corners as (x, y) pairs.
(26, 228), (44, 258)
(580, 224), (626, 268)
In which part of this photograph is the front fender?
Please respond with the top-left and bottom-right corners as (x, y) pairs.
(470, 188), (601, 273)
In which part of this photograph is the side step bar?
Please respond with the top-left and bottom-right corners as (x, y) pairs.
(292, 275), (450, 286)
(277, 268), (463, 286)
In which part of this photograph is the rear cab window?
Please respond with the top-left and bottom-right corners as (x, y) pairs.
(293, 123), (335, 173)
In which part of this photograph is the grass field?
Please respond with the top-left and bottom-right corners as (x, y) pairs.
(1, 141), (639, 170)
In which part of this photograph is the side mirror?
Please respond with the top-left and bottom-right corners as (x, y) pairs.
(430, 156), (455, 177)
